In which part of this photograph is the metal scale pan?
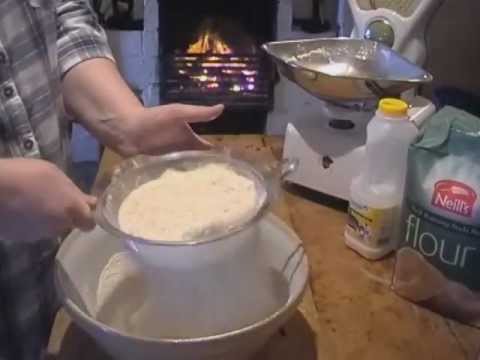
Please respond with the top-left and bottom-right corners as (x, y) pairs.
(262, 38), (433, 103)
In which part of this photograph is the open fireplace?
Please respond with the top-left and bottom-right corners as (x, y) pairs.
(159, 0), (278, 134)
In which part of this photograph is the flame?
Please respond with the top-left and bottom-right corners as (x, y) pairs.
(177, 26), (259, 95)
(187, 30), (232, 54)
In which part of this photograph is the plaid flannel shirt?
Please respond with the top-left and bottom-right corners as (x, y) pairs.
(0, 0), (113, 359)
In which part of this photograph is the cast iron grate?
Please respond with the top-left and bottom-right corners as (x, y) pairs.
(164, 53), (273, 110)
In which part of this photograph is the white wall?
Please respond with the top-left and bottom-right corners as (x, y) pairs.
(98, 0), (145, 22)
(106, 0), (161, 106)
(133, 0), (144, 20)
(293, 0), (313, 18)
(292, 0), (338, 27)
(266, 0), (336, 135)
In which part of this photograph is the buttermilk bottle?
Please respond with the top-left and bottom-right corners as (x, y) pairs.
(345, 98), (418, 260)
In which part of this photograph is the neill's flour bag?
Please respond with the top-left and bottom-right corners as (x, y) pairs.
(392, 106), (480, 326)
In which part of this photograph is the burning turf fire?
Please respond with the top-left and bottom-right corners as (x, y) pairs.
(175, 25), (258, 94)
(165, 18), (271, 108)
(187, 30), (233, 55)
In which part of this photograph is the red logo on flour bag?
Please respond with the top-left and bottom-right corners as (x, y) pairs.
(432, 180), (477, 217)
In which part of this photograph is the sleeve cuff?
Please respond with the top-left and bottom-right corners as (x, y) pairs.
(58, 32), (116, 77)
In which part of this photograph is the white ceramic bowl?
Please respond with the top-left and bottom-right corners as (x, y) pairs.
(55, 215), (309, 360)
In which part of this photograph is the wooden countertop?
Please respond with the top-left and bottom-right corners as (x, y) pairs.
(48, 135), (480, 360)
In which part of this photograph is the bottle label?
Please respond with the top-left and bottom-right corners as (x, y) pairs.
(346, 200), (394, 247)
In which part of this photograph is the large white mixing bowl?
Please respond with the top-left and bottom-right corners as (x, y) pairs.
(55, 214), (309, 360)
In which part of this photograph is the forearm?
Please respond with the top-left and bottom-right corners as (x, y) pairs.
(0, 158), (97, 240)
(0, 160), (15, 240)
(57, 0), (223, 157)
(0, 159), (15, 197)
(62, 58), (143, 155)
(56, 0), (135, 154)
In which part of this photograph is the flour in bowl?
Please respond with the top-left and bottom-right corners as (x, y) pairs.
(118, 163), (258, 241)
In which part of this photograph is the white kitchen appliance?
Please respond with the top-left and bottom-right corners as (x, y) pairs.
(263, 0), (442, 200)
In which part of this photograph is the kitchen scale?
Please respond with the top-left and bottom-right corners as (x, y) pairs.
(263, 0), (442, 201)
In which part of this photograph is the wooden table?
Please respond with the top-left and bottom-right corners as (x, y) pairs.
(48, 135), (480, 360)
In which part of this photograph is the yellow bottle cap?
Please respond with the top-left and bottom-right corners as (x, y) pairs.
(378, 98), (408, 117)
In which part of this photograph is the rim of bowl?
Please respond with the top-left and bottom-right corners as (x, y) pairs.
(95, 151), (272, 247)
(262, 37), (434, 83)
(55, 229), (309, 344)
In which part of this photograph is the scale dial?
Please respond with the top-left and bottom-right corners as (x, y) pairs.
(364, 20), (394, 47)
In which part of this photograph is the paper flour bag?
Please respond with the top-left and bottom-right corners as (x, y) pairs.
(393, 106), (480, 326)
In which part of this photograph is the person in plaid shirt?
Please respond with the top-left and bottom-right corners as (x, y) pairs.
(0, 0), (223, 359)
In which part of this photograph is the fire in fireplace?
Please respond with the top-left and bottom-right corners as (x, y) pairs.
(164, 18), (273, 110)
(159, 1), (277, 133)
(187, 27), (233, 54)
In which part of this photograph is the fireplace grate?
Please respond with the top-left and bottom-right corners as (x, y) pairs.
(164, 54), (273, 110)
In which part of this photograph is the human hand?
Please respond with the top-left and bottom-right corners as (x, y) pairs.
(118, 103), (224, 156)
(0, 158), (96, 242)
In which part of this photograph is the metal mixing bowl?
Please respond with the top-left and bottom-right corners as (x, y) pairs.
(96, 150), (298, 247)
(262, 38), (433, 102)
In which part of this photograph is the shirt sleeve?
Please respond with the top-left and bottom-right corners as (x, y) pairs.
(56, 0), (115, 77)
